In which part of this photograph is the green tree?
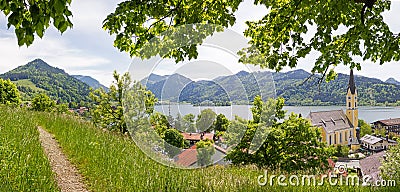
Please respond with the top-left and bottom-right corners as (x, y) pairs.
(250, 95), (263, 124)
(174, 113), (183, 131)
(196, 139), (215, 167)
(31, 93), (55, 112)
(334, 145), (350, 157)
(214, 114), (230, 132)
(150, 112), (171, 137)
(381, 141), (400, 183)
(101, 1), (398, 79)
(0, 78), (21, 105)
(183, 113), (196, 133)
(225, 97), (334, 172)
(196, 109), (216, 132)
(359, 119), (372, 137)
(90, 71), (156, 133)
(375, 127), (386, 137)
(5, 1), (399, 78)
(163, 128), (185, 157)
(0, 0), (73, 46)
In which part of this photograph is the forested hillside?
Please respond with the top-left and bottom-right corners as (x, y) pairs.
(0, 59), (90, 103)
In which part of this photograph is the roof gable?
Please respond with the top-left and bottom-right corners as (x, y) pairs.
(308, 110), (353, 133)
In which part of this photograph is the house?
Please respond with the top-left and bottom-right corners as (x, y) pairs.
(360, 134), (397, 152)
(359, 151), (386, 182)
(308, 70), (360, 150)
(181, 132), (214, 146)
(173, 144), (228, 167)
(372, 118), (400, 135)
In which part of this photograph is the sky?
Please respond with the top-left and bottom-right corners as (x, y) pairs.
(0, 0), (400, 85)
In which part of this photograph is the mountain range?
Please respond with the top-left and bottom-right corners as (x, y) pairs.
(142, 70), (400, 106)
(1, 59), (400, 106)
(0, 59), (108, 103)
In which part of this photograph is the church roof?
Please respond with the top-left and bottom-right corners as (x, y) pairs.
(307, 110), (354, 133)
(348, 69), (356, 94)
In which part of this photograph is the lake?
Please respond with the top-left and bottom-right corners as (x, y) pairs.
(155, 104), (400, 123)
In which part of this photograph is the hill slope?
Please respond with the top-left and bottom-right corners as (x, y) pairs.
(0, 59), (90, 103)
(143, 69), (400, 106)
(72, 75), (109, 91)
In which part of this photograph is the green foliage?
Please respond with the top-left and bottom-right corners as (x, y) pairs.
(0, 0), (73, 46)
(214, 114), (229, 132)
(90, 71), (127, 132)
(150, 112), (170, 136)
(0, 78), (21, 105)
(103, 1), (399, 79)
(103, 0), (242, 61)
(0, 107), (58, 191)
(334, 145), (350, 157)
(381, 140), (400, 183)
(196, 139), (215, 167)
(359, 119), (372, 137)
(183, 113), (196, 133)
(90, 71), (155, 133)
(239, 0), (398, 80)
(196, 109), (216, 132)
(375, 127), (387, 137)
(163, 128), (185, 157)
(31, 93), (56, 112)
(251, 95), (263, 124)
(225, 97), (334, 172)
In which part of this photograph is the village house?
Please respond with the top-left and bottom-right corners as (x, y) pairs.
(173, 144), (228, 167)
(308, 70), (360, 150)
(360, 134), (397, 152)
(372, 118), (400, 136)
(181, 132), (215, 146)
(359, 151), (386, 183)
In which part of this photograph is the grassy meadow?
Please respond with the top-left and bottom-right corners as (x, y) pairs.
(0, 106), (397, 191)
(0, 107), (58, 191)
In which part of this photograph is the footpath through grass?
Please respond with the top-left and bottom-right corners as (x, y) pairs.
(0, 107), (58, 191)
(1, 106), (397, 191)
(35, 110), (388, 192)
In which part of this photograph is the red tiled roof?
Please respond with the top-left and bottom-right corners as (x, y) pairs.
(175, 145), (197, 167)
(374, 118), (400, 126)
(181, 132), (214, 141)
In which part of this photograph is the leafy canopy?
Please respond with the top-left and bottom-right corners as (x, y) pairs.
(0, 0), (73, 46)
(31, 93), (55, 112)
(225, 97), (334, 172)
(0, 78), (21, 105)
(103, 0), (399, 79)
(3, 1), (399, 78)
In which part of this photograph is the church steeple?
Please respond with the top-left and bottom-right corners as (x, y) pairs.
(348, 69), (356, 94)
(346, 69), (358, 137)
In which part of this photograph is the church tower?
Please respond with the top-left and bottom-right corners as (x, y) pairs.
(346, 69), (358, 138)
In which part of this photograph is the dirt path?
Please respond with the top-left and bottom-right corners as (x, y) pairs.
(37, 126), (89, 192)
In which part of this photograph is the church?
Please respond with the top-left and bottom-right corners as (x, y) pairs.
(307, 70), (360, 150)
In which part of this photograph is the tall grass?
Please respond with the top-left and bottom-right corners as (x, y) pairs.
(34, 111), (390, 192)
(1, 106), (396, 191)
(0, 106), (58, 191)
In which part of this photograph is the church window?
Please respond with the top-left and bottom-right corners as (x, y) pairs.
(348, 102), (351, 107)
